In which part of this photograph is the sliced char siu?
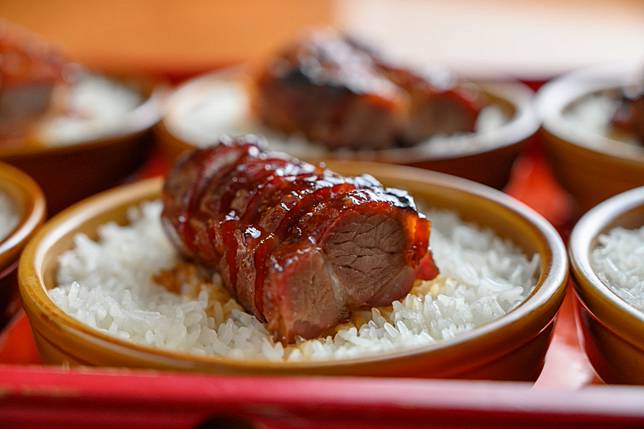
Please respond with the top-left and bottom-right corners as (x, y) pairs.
(0, 20), (66, 139)
(162, 135), (439, 343)
(253, 31), (482, 150)
(611, 88), (644, 144)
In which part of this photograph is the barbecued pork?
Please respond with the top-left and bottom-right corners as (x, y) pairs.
(253, 31), (482, 150)
(612, 87), (644, 144)
(162, 135), (439, 342)
(0, 20), (66, 139)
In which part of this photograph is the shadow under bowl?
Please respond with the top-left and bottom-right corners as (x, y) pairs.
(19, 162), (567, 380)
(569, 186), (644, 385)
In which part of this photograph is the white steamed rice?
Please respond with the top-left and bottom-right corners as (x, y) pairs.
(0, 191), (18, 241)
(166, 78), (508, 158)
(49, 201), (539, 361)
(591, 226), (644, 312)
(36, 74), (143, 146)
(563, 91), (642, 152)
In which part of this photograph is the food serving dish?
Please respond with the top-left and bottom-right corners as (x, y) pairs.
(156, 69), (539, 189)
(569, 186), (644, 385)
(0, 21), (167, 213)
(19, 161), (567, 379)
(4, 148), (641, 428)
(0, 162), (46, 328)
(538, 62), (644, 212)
(0, 74), (165, 213)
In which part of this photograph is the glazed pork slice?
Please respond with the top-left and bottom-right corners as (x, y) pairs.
(253, 31), (482, 150)
(342, 35), (481, 142)
(0, 19), (66, 139)
(612, 90), (644, 144)
(254, 32), (404, 150)
(374, 62), (481, 144)
(162, 135), (439, 342)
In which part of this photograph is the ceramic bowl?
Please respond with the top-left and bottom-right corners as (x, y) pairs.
(156, 69), (538, 189)
(537, 62), (644, 213)
(0, 162), (46, 328)
(0, 74), (165, 214)
(19, 162), (567, 380)
(569, 186), (644, 384)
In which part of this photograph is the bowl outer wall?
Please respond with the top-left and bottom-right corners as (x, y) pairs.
(0, 162), (46, 327)
(569, 186), (644, 384)
(537, 62), (644, 212)
(0, 77), (166, 214)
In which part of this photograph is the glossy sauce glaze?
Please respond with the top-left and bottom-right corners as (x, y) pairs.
(162, 135), (438, 341)
(254, 31), (482, 150)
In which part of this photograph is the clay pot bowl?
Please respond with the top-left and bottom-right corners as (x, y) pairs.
(156, 69), (538, 189)
(569, 186), (644, 384)
(20, 162), (566, 380)
(0, 162), (46, 328)
(0, 74), (165, 214)
(537, 62), (644, 213)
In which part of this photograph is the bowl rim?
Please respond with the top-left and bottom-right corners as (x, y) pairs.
(536, 61), (644, 166)
(0, 162), (46, 270)
(569, 186), (644, 349)
(0, 73), (167, 160)
(158, 67), (539, 162)
(19, 162), (568, 370)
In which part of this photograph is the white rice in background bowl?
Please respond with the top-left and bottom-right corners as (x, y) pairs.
(563, 91), (642, 152)
(35, 73), (144, 147)
(0, 191), (19, 241)
(591, 226), (644, 312)
(48, 201), (540, 362)
(538, 61), (644, 159)
(164, 72), (520, 160)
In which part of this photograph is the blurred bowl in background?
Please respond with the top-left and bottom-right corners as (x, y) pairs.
(156, 69), (539, 189)
(0, 74), (165, 214)
(538, 62), (644, 213)
(569, 186), (644, 385)
(0, 162), (45, 329)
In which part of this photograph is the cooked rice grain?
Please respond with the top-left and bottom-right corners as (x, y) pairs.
(49, 201), (539, 361)
(591, 226), (644, 312)
(0, 191), (18, 241)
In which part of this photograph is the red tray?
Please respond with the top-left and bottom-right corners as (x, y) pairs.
(1, 135), (642, 428)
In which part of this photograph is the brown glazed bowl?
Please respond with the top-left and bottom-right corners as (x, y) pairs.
(537, 62), (644, 213)
(0, 162), (46, 328)
(156, 69), (538, 189)
(20, 162), (567, 380)
(0, 75), (165, 214)
(569, 186), (644, 384)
